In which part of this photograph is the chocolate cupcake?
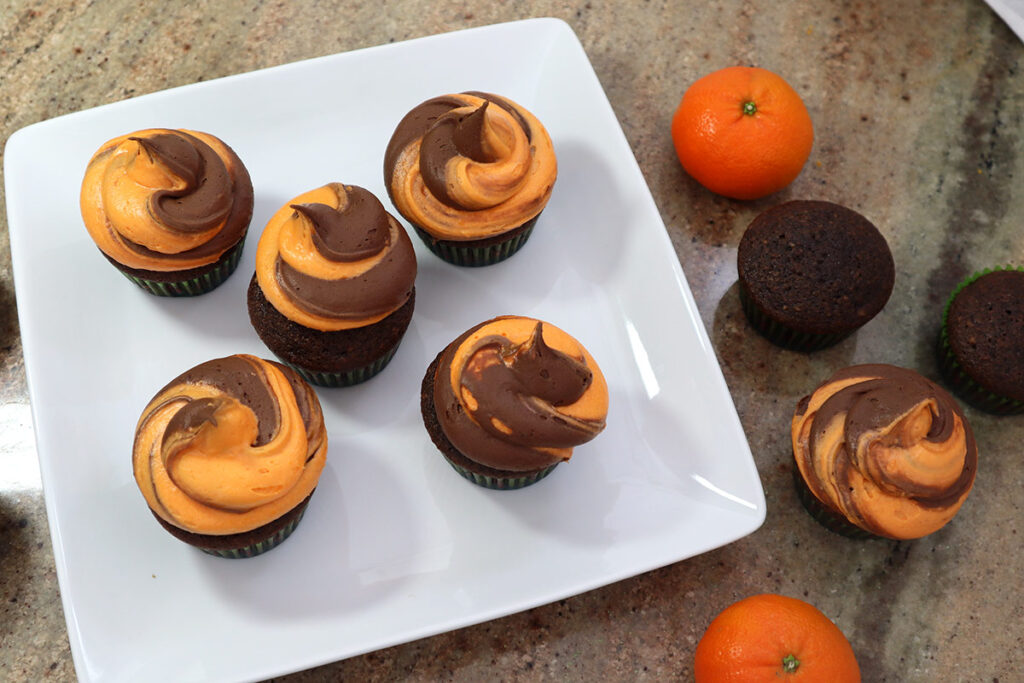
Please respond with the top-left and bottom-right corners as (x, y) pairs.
(791, 364), (976, 540)
(80, 128), (253, 296)
(938, 267), (1024, 414)
(422, 316), (608, 489)
(248, 183), (417, 387)
(737, 200), (895, 351)
(383, 92), (557, 266)
(133, 354), (327, 558)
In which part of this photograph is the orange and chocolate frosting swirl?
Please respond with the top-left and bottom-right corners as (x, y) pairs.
(384, 92), (557, 241)
(255, 183), (417, 332)
(434, 316), (608, 471)
(792, 364), (976, 539)
(133, 355), (327, 536)
(80, 128), (253, 272)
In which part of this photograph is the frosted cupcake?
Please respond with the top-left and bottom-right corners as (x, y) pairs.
(384, 92), (556, 266)
(422, 316), (608, 489)
(80, 128), (253, 296)
(248, 183), (417, 387)
(133, 354), (327, 558)
(791, 364), (976, 540)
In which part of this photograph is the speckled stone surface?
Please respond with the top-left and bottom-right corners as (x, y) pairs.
(2, 1), (1023, 681)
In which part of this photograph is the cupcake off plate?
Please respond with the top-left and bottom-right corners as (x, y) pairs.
(4, 18), (764, 683)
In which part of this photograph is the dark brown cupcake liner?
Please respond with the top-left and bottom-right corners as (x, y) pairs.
(442, 454), (558, 490)
(738, 283), (852, 351)
(791, 465), (877, 540)
(151, 492), (313, 559)
(115, 237), (246, 297)
(285, 343), (401, 388)
(411, 215), (538, 267)
(937, 266), (1024, 415)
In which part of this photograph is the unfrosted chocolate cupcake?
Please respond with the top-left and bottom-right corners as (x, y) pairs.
(384, 92), (557, 266)
(737, 200), (894, 351)
(938, 267), (1024, 414)
(248, 183), (417, 387)
(80, 128), (253, 296)
(791, 364), (976, 540)
(422, 316), (608, 489)
(133, 354), (327, 558)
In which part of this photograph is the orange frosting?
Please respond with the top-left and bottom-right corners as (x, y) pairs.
(133, 355), (327, 536)
(80, 128), (252, 272)
(254, 183), (416, 331)
(386, 93), (557, 241)
(792, 365), (976, 540)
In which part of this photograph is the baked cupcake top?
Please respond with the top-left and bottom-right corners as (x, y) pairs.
(791, 364), (976, 540)
(383, 91), (556, 241)
(80, 128), (253, 272)
(738, 200), (895, 335)
(255, 183), (416, 332)
(945, 268), (1024, 403)
(133, 354), (327, 536)
(433, 316), (608, 471)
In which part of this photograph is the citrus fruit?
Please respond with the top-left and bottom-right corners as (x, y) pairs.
(671, 66), (814, 200)
(694, 593), (861, 682)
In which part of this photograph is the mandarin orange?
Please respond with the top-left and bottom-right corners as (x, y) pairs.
(694, 593), (860, 682)
(671, 66), (814, 200)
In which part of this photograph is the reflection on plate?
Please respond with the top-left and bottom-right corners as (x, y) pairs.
(4, 18), (764, 683)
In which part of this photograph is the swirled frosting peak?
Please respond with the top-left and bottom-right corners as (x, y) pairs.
(133, 355), (327, 536)
(792, 364), (976, 539)
(255, 183), (417, 332)
(80, 128), (253, 272)
(384, 92), (557, 240)
(435, 316), (608, 471)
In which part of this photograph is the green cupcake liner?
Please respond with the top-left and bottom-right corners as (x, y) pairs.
(199, 506), (307, 559)
(737, 283), (852, 351)
(411, 223), (535, 267)
(285, 342), (400, 388)
(119, 238), (246, 297)
(791, 465), (876, 540)
(937, 265), (1024, 415)
(443, 454), (558, 490)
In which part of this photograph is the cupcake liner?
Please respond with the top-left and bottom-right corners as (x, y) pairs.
(411, 222), (535, 267)
(285, 342), (401, 388)
(199, 507), (308, 559)
(442, 453), (558, 490)
(937, 266), (1024, 415)
(117, 238), (246, 297)
(738, 283), (852, 351)
(791, 466), (876, 540)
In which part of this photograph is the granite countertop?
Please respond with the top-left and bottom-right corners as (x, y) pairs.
(2, 1), (1022, 681)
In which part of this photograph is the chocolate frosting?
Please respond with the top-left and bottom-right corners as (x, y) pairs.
(793, 364), (977, 538)
(83, 129), (253, 268)
(418, 102), (494, 208)
(270, 185), (416, 321)
(434, 320), (606, 471)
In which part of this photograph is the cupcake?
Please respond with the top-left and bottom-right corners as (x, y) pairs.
(80, 128), (253, 296)
(938, 266), (1024, 414)
(248, 183), (417, 387)
(791, 364), (976, 540)
(422, 316), (608, 489)
(383, 91), (556, 266)
(737, 200), (895, 351)
(133, 354), (327, 558)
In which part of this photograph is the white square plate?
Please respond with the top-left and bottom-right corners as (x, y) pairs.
(4, 18), (764, 683)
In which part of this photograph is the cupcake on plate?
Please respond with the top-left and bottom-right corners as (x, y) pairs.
(248, 183), (417, 387)
(737, 200), (894, 351)
(422, 316), (608, 489)
(938, 266), (1024, 415)
(133, 354), (327, 558)
(383, 91), (556, 266)
(80, 128), (253, 296)
(791, 364), (976, 540)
